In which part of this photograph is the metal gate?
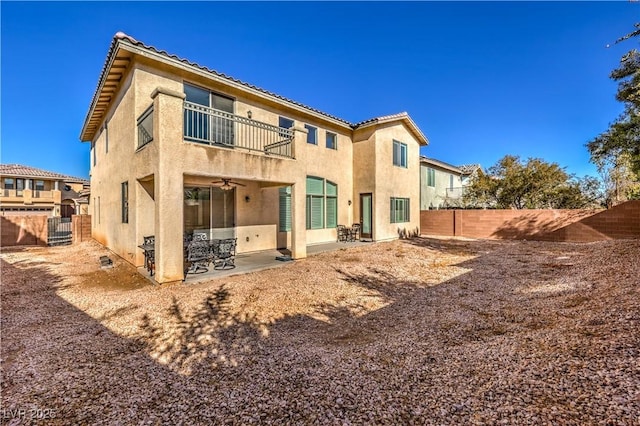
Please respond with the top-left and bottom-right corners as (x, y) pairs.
(48, 217), (72, 246)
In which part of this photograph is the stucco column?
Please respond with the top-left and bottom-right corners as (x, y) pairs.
(151, 87), (186, 283)
(290, 126), (308, 259)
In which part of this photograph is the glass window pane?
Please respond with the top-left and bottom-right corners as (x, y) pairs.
(325, 181), (337, 197)
(279, 117), (294, 129)
(306, 176), (324, 195)
(305, 125), (317, 144)
(212, 93), (234, 113)
(311, 196), (324, 229)
(326, 132), (336, 149)
(279, 186), (291, 232)
(4, 178), (14, 189)
(184, 84), (210, 106)
(326, 197), (337, 228)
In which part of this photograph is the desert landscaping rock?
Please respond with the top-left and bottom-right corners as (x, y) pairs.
(1, 238), (638, 424)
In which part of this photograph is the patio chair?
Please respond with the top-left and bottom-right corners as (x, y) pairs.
(142, 235), (155, 276)
(186, 239), (214, 274)
(337, 225), (349, 242)
(350, 223), (361, 241)
(213, 238), (237, 270)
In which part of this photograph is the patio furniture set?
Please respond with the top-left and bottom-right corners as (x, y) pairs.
(137, 234), (237, 277)
(337, 223), (361, 242)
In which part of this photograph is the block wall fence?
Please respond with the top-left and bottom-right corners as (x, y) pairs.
(0, 215), (92, 247)
(420, 201), (640, 242)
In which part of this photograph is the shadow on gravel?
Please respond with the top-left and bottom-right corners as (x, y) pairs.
(137, 285), (266, 374)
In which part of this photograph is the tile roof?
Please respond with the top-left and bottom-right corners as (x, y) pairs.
(457, 164), (482, 174)
(82, 32), (429, 143)
(0, 164), (89, 183)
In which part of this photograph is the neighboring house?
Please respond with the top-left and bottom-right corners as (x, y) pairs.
(79, 32), (429, 283)
(420, 157), (480, 210)
(0, 164), (90, 217)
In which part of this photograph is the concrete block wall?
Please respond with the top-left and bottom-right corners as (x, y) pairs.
(420, 201), (640, 242)
(0, 215), (48, 247)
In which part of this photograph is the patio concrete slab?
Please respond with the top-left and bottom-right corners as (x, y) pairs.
(137, 240), (372, 284)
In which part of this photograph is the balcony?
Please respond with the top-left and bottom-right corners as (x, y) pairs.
(1, 189), (18, 197)
(445, 187), (465, 199)
(183, 101), (294, 159)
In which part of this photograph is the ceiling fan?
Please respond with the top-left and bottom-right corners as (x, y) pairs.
(211, 178), (246, 191)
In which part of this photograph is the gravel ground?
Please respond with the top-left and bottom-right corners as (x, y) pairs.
(1, 237), (639, 425)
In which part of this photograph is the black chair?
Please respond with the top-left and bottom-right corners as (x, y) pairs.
(142, 235), (155, 275)
(337, 225), (349, 242)
(186, 237), (215, 274)
(213, 238), (237, 270)
(350, 223), (361, 241)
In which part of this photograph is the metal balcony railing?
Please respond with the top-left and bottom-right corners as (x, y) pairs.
(137, 106), (154, 149)
(183, 101), (294, 159)
(445, 187), (465, 199)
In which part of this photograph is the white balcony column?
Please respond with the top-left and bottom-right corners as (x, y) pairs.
(54, 181), (60, 190)
(151, 87), (186, 283)
(290, 125), (308, 259)
(26, 179), (32, 190)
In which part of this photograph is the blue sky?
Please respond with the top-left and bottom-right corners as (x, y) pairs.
(1, 2), (637, 179)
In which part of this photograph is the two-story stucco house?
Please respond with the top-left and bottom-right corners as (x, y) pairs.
(420, 157), (480, 210)
(0, 164), (89, 217)
(80, 33), (428, 283)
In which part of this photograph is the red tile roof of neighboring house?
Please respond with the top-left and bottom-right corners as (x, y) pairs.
(81, 32), (429, 144)
(0, 164), (89, 184)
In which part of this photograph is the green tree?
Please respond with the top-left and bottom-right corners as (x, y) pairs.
(587, 23), (640, 194)
(463, 155), (601, 209)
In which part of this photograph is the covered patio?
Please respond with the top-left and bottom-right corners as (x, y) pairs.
(137, 240), (370, 284)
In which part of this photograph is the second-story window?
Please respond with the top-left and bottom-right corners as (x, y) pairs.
(184, 83), (234, 145)
(450, 174), (454, 189)
(35, 180), (45, 191)
(426, 167), (435, 187)
(393, 140), (407, 168)
(137, 106), (154, 149)
(121, 181), (129, 224)
(305, 124), (317, 145)
(326, 132), (337, 150)
(4, 178), (14, 189)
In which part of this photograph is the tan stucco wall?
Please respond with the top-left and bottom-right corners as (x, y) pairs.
(371, 123), (422, 240)
(420, 164), (464, 210)
(88, 57), (425, 282)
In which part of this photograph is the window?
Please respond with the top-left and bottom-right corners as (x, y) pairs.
(326, 132), (337, 150)
(184, 83), (234, 145)
(426, 167), (435, 187)
(4, 178), (14, 189)
(450, 174), (454, 189)
(105, 122), (109, 153)
(279, 116), (294, 140)
(137, 106), (153, 148)
(393, 140), (407, 168)
(325, 181), (337, 228)
(121, 182), (129, 223)
(306, 177), (324, 229)
(35, 180), (45, 191)
(16, 179), (24, 195)
(279, 186), (291, 231)
(306, 177), (338, 229)
(305, 124), (317, 145)
(390, 197), (410, 223)
(92, 141), (96, 166)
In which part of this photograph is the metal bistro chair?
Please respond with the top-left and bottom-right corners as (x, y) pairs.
(186, 236), (215, 274)
(350, 223), (361, 241)
(337, 225), (350, 242)
(213, 238), (237, 270)
(142, 235), (155, 276)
